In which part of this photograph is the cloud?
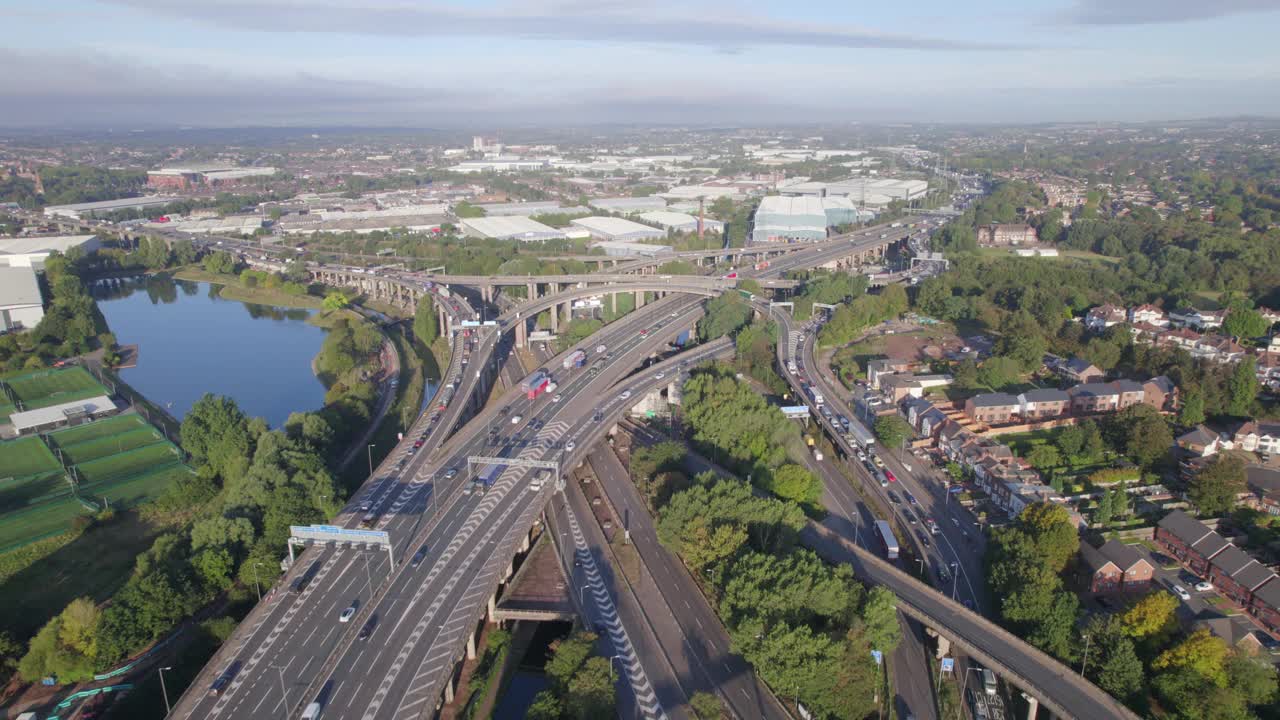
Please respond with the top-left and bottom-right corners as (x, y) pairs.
(100, 0), (1018, 51)
(1056, 0), (1280, 25)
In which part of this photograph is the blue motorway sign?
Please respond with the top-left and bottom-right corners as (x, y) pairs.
(941, 657), (955, 673)
(291, 524), (391, 545)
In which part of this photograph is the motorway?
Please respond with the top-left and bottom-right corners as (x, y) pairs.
(172, 293), (719, 720)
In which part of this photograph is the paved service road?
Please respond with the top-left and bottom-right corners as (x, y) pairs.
(587, 445), (792, 720)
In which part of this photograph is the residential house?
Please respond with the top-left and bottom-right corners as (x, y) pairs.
(867, 358), (911, 390)
(1111, 379), (1147, 409)
(1155, 509), (1230, 576)
(1245, 466), (1280, 516)
(881, 374), (952, 403)
(903, 396), (934, 429)
(964, 393), (1021, 424)
(1085, 304), (1127, 333)
(1194, 616), (1267, 655)
(1080, 539), (1154, 593)
(1059, 357), (1105, 384)
(1153, 326), (1203, 352)
(1206, 544), (1278, 607)
(1129, 304), (1169, 327)
(1249, 578), (1280, 634)
(1192, 335), (1246, 364)
(1017, 388), (1070, 420)
(1142, 375), (1178, 411)
(1069, 383), (1123, 414)
(919, 408), (949, 439)
(977, 223), (1038, 246)
(1169, 308), (1226, 331)
(1235, 421), (1280, 456)
(1177, 425), (1222, 457)
(1255, 351), (1280, 391)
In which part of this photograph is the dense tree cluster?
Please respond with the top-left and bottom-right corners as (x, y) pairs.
(697, 292), (753, 342)
(986, 503), (1081, 658)
(526, 631), (616, 720)
(0, 252), (107, 372)
(818, 284), (907, 348)
(654, 472), (890, 719)
(20, 395), (338, 680)
(681, 368), (820, 506)
(0, 165), (146, 208)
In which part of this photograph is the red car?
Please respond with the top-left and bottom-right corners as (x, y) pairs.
(884, 469), (897, 483)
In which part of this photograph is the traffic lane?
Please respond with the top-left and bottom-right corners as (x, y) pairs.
(301, 301), (708, 713)
(588, 446), (791, 720)
(559, 468), (691, 720)
(890, 616), (939, 720)
(800, 523), (1139, 720)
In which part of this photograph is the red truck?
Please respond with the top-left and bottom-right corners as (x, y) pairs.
(521, 370), (550, 399)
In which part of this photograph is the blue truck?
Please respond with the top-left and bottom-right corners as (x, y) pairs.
(474, 462), (503, 489)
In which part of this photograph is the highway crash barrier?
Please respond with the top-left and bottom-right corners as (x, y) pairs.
(801, 522), (1140, 720)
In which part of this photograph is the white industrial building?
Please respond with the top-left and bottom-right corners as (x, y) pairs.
(449, 159), (549, 174)
(44, 196), (181, 220)
(0, 235), (101, 268)
(150, 217), (263, 235)
(636, 211), (724, 235)
(460, 216), (565, 242)
(570, 217), (666, 242)
(751, 196), (828, 244)
(0, 266), (44, 332)
(475, 201), (588, 217)
(588, 197), (667, 214)
(779, 178), (929, 207)
(590, 240), (673, 257)
(658, 185), (745, 202)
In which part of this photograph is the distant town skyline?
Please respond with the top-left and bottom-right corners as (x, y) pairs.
(4, 0), (1280, 127)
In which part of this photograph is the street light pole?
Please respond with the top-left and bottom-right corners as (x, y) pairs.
(367, 444), (376, 477)
(159, 665), (173, 715)
(1080, 633), (1092, 678)
(253, 561), (264, 601)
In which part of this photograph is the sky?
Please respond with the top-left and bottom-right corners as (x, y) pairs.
(4, 0), (1280, 128)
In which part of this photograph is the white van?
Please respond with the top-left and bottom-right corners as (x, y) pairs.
(302, 702), (323, 719)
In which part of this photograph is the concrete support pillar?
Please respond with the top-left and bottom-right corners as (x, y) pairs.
(444, 674), (455, 703)
(611, 292), (617, 315)
(936, 635), (950, 658)
(635, 291), (644, 308)
(1022, 693), (1039, 720)
(504, 560), (514, 581)
(516, 320), (527, 349)
(488, 592), (498, 621)
(466, 630), (477, 660)
(527, 282), (536, 299)
(667, 381), (682, 406)
(562, 298), (572, 325)
(550, 305), (559, 333)
(519, 530), (531, 553)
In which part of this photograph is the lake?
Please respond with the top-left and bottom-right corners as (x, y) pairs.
(93, 276), (329, 428)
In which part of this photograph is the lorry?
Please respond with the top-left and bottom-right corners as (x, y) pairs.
(563, 350), (587, 370)
(849, 419), (876, 449)
(813, 447), (824, 462)
(805, 385), (825, 405)
(531, 470), (550, 492)
(520, 370), (550, 399)
(475, 461), (503, 490)
(436, 286), (451, 299)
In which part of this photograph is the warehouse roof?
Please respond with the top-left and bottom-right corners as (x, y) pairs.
(756, 195), (826, 216)
(570, 216), (665, 237)
(461, 216), (563, 240)
(636, 211), (723, 229)
(10, 396), (116, 433)
(0, 266), (42, 308)
(0, 235), (97, 255)
(44, 196), (181, 213)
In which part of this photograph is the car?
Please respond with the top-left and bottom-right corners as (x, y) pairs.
(888, 491), (901, 504)
(916, 530), (931, 547)
(883, 469), (897, 483)
(619, 390), (632, 400)
(596, 345), (607, 354)
(856, 450), (866, 461)
(872, 456), (885, 468)
(905, 510), (917, 524)
(654, 371), (665, 380)
(511, 414), (523, 425)
(359, 502), (371, 512)
(1173, 585), (1192, 601)
(1195, 580), (1213, 593)
(936, 564), (952, 584)
(339, 605), (357, 623)
(444, 468), (458, 479)
(552, 394), (562, 403)
(413, 439), (424, 448)
(639, 329), (648, 337)
(358, 615), (378, 640)
(411, 545), (429, 567)
(905, 492), (918, 505)
(565, 440), (576, 452)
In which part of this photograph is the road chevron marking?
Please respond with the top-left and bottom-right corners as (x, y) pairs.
(564, 509), (668, 720)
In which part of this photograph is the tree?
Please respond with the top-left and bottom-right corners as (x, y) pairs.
(1179, 388), (1206, 426)
(1056, 424), (1086, 459)
(978, 355), (1022, 390)
(1226, 357), (1259, 416)
(322, 291), (349, 312)
(767, 464), (821, 506)
(1121, 591), (1179, 642)
(860, 586), (901, 654)
(1018, 502), (1080, 573)
(698, 292), (752, 341)
(564, 656), (615, 720)
(412, 295), (438, 350)
(1153, 628), (1230, 686)
(1120, 404), (1173, 467)
(873, 415), (912, 448)
(526, 691), (562, 720)
(202, 250), (237, 275)
(1223, 308), (1270, 338)
(546, 631), (595, 694)
(1083, 616), (1144, 701)
(1025, 444), (1060, 470)
(1094, 491), (1113, 526)
(690, 691), (725, 720)
(1190, 455), (1246, 516)
(681, 518), (748, 573)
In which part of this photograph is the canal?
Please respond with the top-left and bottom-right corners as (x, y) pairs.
(93, 276), (330, 428)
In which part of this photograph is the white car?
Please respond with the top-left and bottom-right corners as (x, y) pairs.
(1173, 585), (1192, 601)
(511, 414), (523, 425)
(339, 606), (356, 623)
(565, 440), (576, 452)
(654, 371), (665, 380)
(595, 345), (607, 354)
(552, 394), (562, 403)
(1194, 580), (1213, 593)
(619, 390), (632, 400)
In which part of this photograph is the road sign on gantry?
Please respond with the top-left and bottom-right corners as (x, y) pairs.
(287, 524), (394, 565)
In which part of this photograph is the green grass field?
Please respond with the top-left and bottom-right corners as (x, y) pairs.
(0, 436), (61, 479)
(0, 499), (86, 552)
(57, 427), (165, 466)
(0, 367), (109, 423)
(47, 414), (148, 447)
(76, 442), (183, 488)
